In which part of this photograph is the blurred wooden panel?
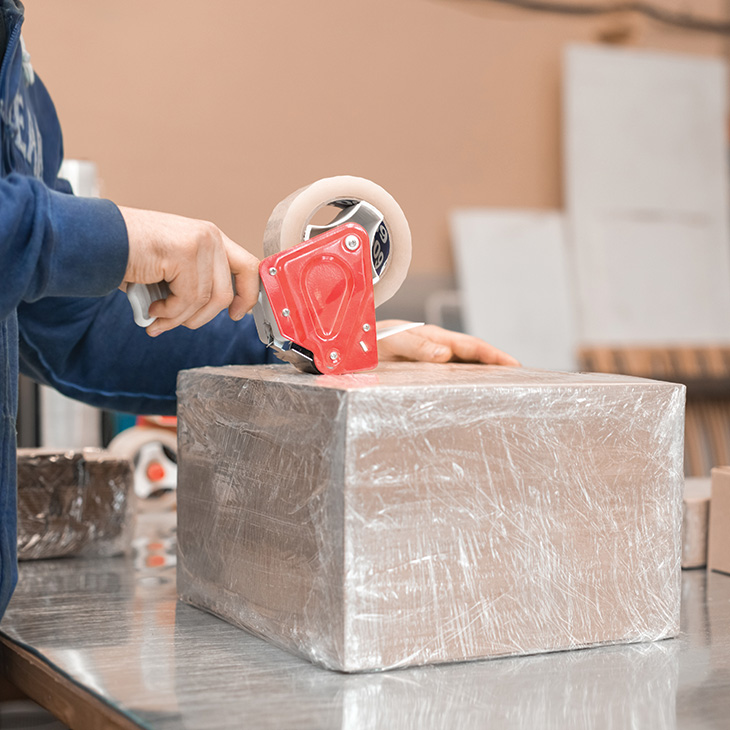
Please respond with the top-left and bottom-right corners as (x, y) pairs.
(580, 345), (730, 476)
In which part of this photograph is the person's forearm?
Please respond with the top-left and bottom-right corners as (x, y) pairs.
(0, 173), (127, 320)
(17, 290), (277, 415)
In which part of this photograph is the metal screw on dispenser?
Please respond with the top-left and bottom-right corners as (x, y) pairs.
(362, 323), (371, 332)
(329, 351), (339, 361)
(269, 267), (277, 276)
(345, 235), (359, 251)
(282, 309), (290, 317)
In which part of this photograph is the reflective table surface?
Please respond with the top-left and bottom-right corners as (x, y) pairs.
(1, 511), (729, 730)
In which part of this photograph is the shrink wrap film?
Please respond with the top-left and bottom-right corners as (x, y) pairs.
(16, 448), (136, 560)
(176, 363), (685, 672)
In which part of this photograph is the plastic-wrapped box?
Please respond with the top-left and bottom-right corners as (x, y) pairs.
(176, 363), (685, 672)
(16, 448), (136, 560)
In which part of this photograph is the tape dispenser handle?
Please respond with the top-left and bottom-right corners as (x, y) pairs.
(126, 282), (171, 328)
(127, 277), (238, 328)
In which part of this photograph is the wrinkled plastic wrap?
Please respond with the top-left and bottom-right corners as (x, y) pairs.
(16, 448), (136, 560)
(176, 363), (686, 672)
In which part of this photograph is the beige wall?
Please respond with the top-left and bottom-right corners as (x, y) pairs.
(23, 0), (730, 277)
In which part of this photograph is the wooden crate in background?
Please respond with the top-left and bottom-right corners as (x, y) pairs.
(579, 346), (730, 477)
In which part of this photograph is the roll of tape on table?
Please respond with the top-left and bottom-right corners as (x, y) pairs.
(263, 176), (412, 308)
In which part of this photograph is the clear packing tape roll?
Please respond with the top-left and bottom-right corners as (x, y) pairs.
(262, 176), (412, 307)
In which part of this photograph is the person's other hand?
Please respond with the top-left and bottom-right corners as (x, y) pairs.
(119, 207), (259, 336)
(377, 320), (520, 366)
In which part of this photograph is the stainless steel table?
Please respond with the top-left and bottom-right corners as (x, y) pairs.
(1, 511), (729, 730)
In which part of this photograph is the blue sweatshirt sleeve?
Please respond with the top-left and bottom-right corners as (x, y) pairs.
(17, 290), (279, 416)
(8, 168), (277, 415)
(0, 172), (128, 320)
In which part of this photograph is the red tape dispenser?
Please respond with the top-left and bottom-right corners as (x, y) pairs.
(253, 176), (413, 374)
